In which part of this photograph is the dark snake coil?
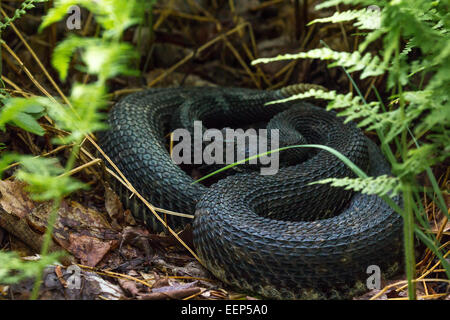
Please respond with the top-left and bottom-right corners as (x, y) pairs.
(99, 87), (403, 299)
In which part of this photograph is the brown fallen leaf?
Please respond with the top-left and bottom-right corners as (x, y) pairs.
(121, 226), (153, 257)
(138, 287), (201, 300)
(104, 185), (128, 230)
(0, 181), (73, 263)
(152, 277), (170, 289)
(117, 277), (142, 296)
(138, 281), (201, 300)
(151, 255), (210, 280)
(0, 180), (119, 267)
(152, 280), (199, 293)
(0, 180), (35, 219)
(67, 234), (116, 267)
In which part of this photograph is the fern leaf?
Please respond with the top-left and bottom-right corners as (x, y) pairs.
(394, 144), (440, 177)
(266, 89), (384, 127)
(315, 0), (374, 10)
(252, 48), (385, 79)
(265, 88), (409, 143)
(310, 8), (381, 30)
(309, 9), (366, 25)
(310, 175), (401, 197)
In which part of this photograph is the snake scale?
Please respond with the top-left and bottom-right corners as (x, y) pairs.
(99, 86), (403, 299)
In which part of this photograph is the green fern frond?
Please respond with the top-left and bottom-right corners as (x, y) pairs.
(252, 48), (385, 79)
(315, 0), (376, 10)
(404, 90), (449, 129)
(309, 9), (366, 25)
(279, 83), (328, 96)
(310, 175), (401, 196)
(399, 13), (448, 59)
(266, 88), (335, 105)
(310, 8), (381, 30)
(267, 88), (385, 127)
(267, 88), (411, 144)
(393, 144), (439, 177)
(400, 40), (414, 57)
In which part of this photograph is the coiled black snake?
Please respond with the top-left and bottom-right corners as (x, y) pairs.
(99, 86), (403, 299)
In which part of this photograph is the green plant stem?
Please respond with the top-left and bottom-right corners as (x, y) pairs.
(401, 179), (416, 299)
(395, 36), (416, 300)
(29, 197), (61, 300)
(64, 140), (81, 173)
(29, 140), (81, 299)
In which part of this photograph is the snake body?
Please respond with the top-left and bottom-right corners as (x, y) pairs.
(99, 87), (403, 299)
